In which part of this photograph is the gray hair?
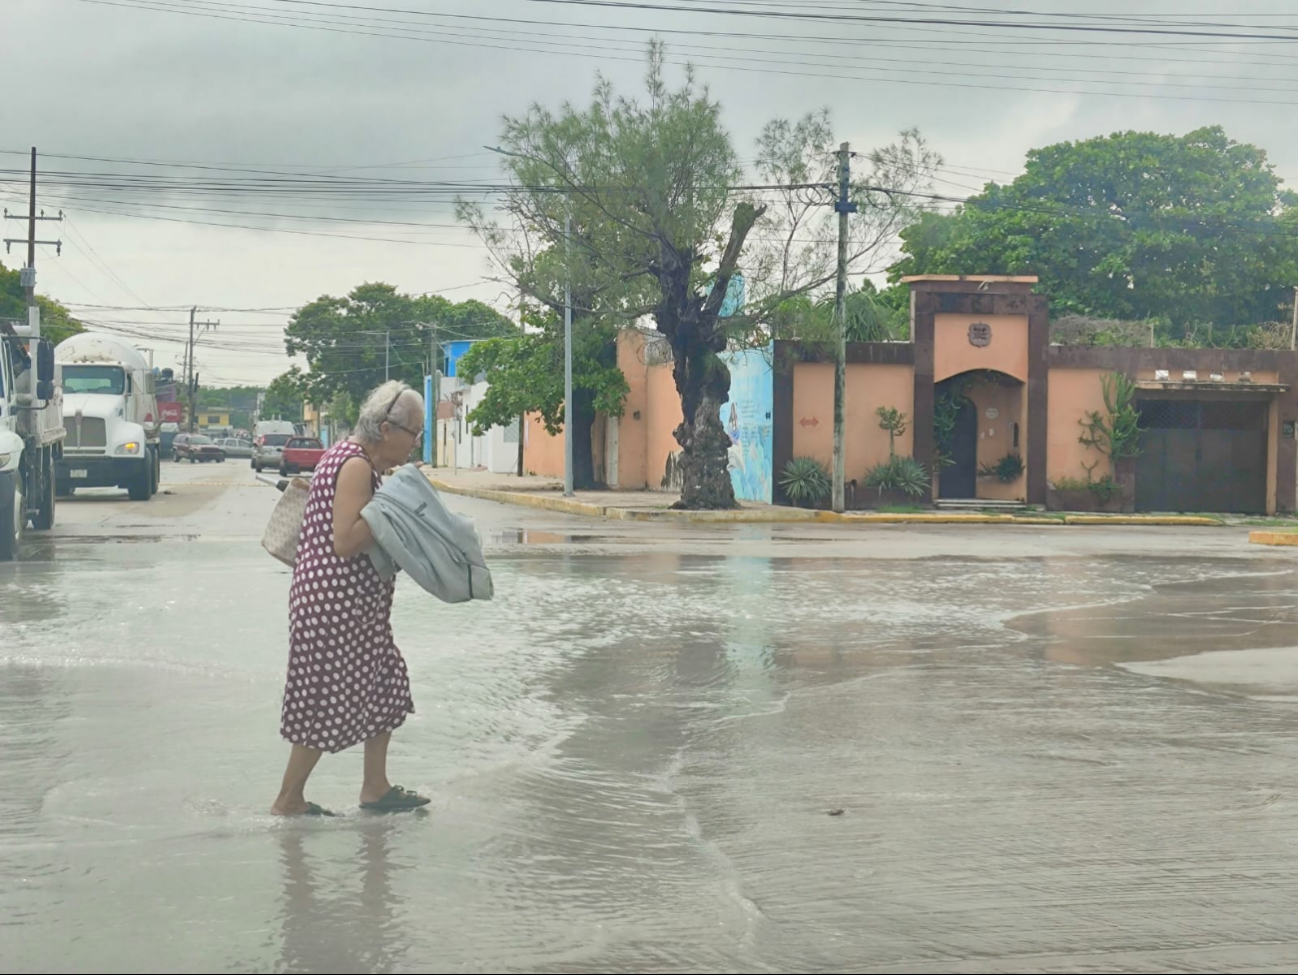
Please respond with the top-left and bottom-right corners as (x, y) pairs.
(354, 380), (424, 443)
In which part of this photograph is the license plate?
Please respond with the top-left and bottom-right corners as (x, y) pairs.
(71, 469), (89, 479)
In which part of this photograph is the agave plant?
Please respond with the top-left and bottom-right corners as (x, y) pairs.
(864, 456), (931, 498)
(780, 457), (832, 507)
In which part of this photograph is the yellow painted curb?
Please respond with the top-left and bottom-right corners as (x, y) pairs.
(1249, 531), (1298, 546)
(1063, 515), (1221, 526)
(840, 512), (1015, 524)
(429, 476), (1229, 528)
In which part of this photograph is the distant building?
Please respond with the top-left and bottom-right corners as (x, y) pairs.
(198, 411), (230, 431)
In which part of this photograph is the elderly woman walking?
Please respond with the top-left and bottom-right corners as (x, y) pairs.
(272, 380), (431, 816)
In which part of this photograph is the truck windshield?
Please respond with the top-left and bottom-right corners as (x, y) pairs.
(63, 365), (126, 395)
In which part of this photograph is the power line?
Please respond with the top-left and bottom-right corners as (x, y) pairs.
(62, 0), (1298, 107)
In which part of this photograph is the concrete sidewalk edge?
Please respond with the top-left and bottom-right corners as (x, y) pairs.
(426, 476), (1227, 528)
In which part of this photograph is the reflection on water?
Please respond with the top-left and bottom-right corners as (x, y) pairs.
(277, 825), (406, 975)
(5, 545), (1298, 972)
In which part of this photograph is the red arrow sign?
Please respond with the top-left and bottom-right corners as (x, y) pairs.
(799, 417), (819, 428)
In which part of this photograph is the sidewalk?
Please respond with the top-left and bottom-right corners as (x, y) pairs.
(423, 467), (1228, 527)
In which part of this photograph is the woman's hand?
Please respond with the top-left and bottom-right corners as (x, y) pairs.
(333, 456), (376, 558)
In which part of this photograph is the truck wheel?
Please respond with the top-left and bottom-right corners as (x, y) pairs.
(31, 450), (55, 531)
(0, 470), (23, 561)
(128, 461), (151, 501)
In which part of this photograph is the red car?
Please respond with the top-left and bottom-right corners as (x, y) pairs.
(279, 437), (326, 475)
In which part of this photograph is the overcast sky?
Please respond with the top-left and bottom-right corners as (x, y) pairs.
(5, 0), (1298, 387)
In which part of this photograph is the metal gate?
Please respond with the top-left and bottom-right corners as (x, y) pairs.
(942, 398), (979, 499)
(1135, 399), (1268, 514)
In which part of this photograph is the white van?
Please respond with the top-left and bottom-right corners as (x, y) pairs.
(254, 420), (298, 439)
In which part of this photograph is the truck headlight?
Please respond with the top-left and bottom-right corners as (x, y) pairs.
(0, 453), (11, 468)
(115, 442), (141, 455)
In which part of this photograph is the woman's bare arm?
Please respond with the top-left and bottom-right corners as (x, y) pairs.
(333, 456), (376, 558)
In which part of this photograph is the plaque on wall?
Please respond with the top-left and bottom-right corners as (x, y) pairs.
(968, 322), (992, 347)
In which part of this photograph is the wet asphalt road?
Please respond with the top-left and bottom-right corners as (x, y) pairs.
(4, 460), (1298, 974)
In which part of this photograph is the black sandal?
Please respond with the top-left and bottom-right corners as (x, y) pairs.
(303, 802), (336, 817)
(360, 786), (430, 813)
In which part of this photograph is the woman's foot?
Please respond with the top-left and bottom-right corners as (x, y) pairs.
(271, 799), (335, 817)
(359, 785), (430, 812)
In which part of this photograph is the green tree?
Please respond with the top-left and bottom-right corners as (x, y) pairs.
(284, 283), (515, 409)
(261, 368), (306, 422)
(482, 52), (936, 506)
(456, 310), (628, 487)
(0, 261), (85, 345)
(890, 126), (1298, 335)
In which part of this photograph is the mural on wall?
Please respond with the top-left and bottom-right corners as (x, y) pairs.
(719, 346), (774, 504)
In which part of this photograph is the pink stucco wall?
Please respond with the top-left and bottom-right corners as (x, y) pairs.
(791, 362), (915, 480)
(934, 313), (1030, 384)
(1046, 368), (1112, 484)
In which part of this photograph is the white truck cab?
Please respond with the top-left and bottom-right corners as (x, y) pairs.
(54, 333), (161, 502)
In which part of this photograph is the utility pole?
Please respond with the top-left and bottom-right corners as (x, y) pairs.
(831, 142), (857, 514)
(3, 147), (63, 355)
(185, 306), (219, 433)
(563, 205), (574, 498)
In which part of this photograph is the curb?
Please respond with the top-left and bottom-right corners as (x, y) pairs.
(428, 477), (1230, 528)
(1249, 531), (1298, 547)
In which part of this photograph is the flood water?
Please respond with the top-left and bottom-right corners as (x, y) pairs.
(4, 478), (1298, 973)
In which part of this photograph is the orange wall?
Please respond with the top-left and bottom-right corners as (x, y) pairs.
(792, 362), (915, 479)
(935, 313), (1029, 384)
(646, 359), (683, 490)
(616, 331), (650, 489)
(524, 414), (566, 478)
(1047, 368), (1113, 483)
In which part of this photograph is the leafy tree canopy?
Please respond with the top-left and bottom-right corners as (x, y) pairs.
(890, 126), (1298, 334)
(0, 261), (85, 346)
(284, 282), (516, 408)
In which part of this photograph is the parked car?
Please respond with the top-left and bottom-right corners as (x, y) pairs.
(173, 433), (226, 463)
(252, 433), (293, 472)
(280, 437), (326, 475)
(215, 437), (253, 459)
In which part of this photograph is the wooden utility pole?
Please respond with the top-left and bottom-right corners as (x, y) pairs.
(3, 147), (63, 350)
(831, 142), (857, 514)
(185, 306), (219, 432)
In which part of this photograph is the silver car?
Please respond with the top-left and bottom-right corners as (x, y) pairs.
(252, 433), (292, 472)
(216, 437), (253, 459)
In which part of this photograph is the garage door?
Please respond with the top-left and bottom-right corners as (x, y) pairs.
(1135, 399), (1268, 514)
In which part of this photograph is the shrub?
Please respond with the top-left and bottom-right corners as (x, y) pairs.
(780, 457), (832, 507)
(979, 452), (1024, 483)
(864, 455), (931, 498)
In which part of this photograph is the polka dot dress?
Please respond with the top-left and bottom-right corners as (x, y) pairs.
(281, 440), (413, 753)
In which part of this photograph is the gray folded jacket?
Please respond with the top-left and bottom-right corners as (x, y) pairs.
(361, 464), (493, 603)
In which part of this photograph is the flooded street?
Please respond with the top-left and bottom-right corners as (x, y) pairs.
(4, 462), (1298, 973)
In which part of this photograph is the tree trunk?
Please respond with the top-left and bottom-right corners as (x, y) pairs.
(654, 202), (764, 510)
(671, 345), (735, 509)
